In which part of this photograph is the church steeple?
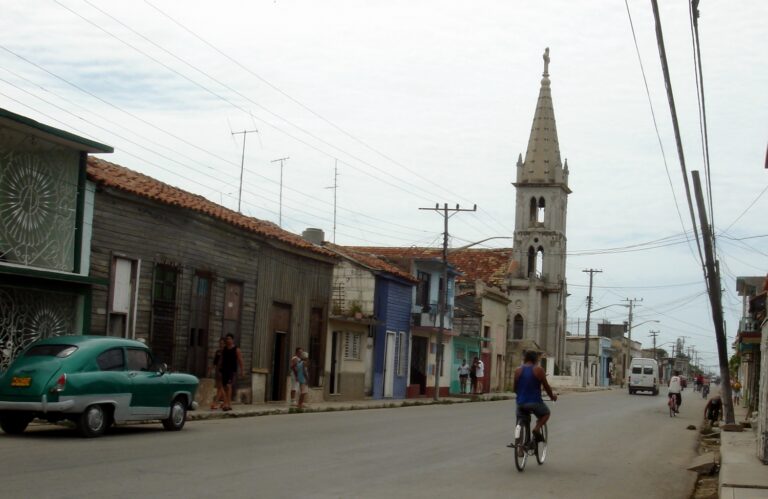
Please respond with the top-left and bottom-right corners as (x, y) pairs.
(516, 47), (569, 190)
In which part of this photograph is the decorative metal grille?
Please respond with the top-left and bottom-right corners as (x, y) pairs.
(0, 286), (78, 372)
(0, 128), (79, 271)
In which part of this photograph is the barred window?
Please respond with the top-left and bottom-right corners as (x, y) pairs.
(344, 332), (361, 360)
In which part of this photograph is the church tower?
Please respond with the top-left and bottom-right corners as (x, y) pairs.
(508, 48), (570, 374)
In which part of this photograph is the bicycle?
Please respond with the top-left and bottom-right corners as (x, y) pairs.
(513, 408), (548, 471)
(668, 393), (679, 417)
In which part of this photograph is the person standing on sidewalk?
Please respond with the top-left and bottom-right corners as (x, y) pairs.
(469, 357), (478, 394)
(476, 357), (485, 394)
(290, 347), (304, 405)
(296, 351), (309, 409)
(457, 360), (470, 394)
(220, 334), (244, 412)
(210, 337), (226, 410)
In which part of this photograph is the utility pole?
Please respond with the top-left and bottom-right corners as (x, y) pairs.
(418, 203), (477, 400)
(649, 330), (659, 364)
(325, 160), (339, 243)
(271, 157), (290, 227)
(231, 129), (258, 212)
(693, 168), (734, 423)
(622, 297), (642, 383)
(581, 269), (602, 387)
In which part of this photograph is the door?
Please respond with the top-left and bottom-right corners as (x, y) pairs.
(151, 264), (177, 367)
(329, 331), (342, 394)
(270, 303), (291, 401)
(481, 352), (491, 394)
(222, 281), (243, 342)
(126, 347), (167, 416)
(187, 273), (211, 378)
(308, 308), (324, 386)
(410, 336), (428, 395)
(383, 331), (396, 398)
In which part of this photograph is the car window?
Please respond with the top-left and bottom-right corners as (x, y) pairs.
(25, 345), (78, 358)
(126, 349), (151, 371)
(643, 367), (654, 375)
(631, 366), (642, 374)
(97, 348), (125, 371)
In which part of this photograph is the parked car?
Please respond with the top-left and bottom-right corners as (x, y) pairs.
(0, 336), (199, 437)
(628, 357), (659, 395)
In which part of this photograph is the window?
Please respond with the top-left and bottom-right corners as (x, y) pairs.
(25, 345), (77, 358)
(109, 257), (140, 338)
(529, 197), (537, 225)
(126, 349), (151, 371)
(643, 367), (654, 375)
(416, 271), (431, 310)
(513, 315), (524, 340)
(537, 197), (546, 223)
(631, 366), (642, 374)
(97, 348), (124, 371)
(343, 332), (361, 360)
(483, 325), (491, 339)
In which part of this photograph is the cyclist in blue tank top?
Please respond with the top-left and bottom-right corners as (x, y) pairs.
(514, 351), (557, 442)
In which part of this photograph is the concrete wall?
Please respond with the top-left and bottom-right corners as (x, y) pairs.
(331, 260), (376, 316)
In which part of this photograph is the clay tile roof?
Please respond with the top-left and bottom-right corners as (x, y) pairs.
(326, 244), (418, 284)
(87, 157), (336, 259)
(349, 246), (516, 287)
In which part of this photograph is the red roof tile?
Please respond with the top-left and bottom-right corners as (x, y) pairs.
(325, 244), (418, 284)
(349, 247), (516, 286)
(87, 157), (336, 259)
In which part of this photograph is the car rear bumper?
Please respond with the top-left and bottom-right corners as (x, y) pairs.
(0, 395), (75, 413)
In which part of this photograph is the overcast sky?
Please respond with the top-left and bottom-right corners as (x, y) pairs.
(2, 0), (766, 370)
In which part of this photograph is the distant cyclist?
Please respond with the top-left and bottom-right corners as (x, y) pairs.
(668, 370), (683, 413)
(514, 351), (557, 442)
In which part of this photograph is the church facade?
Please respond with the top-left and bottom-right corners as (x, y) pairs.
(506, 48), (571, 378)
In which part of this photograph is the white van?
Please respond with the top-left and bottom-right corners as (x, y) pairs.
(628, 358), (659, 395)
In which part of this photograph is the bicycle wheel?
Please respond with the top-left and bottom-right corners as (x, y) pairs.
(535, 424), (548, 465)
(514, 423), (529, 472)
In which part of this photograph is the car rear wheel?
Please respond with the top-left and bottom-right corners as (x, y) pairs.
(162, 398), (187, 431)
(78, 404), (109, 438)
(0, 412), (33, 435)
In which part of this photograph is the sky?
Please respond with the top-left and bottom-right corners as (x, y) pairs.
(2, 0), (766, 372)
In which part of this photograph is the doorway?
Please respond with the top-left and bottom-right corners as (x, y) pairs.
(187, 273), (211, 378)
(270, 303), (291, 401)
(383, 331), (396, 398)
(329, 331), (342, 394)
(410, 335), (428, 395)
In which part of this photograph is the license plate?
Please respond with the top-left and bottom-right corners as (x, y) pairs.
(11, 377), (31, 387)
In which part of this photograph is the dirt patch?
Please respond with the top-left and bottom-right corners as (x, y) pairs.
(690, 421), (720, 499)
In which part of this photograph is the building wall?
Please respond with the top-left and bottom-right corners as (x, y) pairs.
(482, 292), (509, 392)
(373, 276), (412, 399)
(325, 319), (368, 401)
(331, 260), (376, 316)
(89, 189), (259, 386)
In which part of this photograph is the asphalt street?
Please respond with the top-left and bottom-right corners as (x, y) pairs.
(0, 389), (707, 499)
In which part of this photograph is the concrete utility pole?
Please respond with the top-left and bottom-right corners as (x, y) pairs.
(581, 269), (602, 387)
(232, 129), (258, 212)
(418, 203), (477, 401)
(649, 330), (659, 364)
(623, 297), (642, 381)
(271, 157), (290, 227)
(692, 170), (734, 424)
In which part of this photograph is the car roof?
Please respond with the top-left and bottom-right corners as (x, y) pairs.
(31, 335), (148, 350)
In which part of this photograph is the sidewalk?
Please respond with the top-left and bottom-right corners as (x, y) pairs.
(189, 385), (609, 422)
(719, 404), (768, 498)
(189, 393), (513, 421)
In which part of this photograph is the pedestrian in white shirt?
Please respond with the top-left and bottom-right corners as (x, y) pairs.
(476, 358), (485, 394)
(457, 360), (470, 394)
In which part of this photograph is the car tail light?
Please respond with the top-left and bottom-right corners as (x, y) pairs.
(50, 373), (67, 393)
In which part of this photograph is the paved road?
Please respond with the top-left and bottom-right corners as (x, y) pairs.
(1, 389), (706, 499)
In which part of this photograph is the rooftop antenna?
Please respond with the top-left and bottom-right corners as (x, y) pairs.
(325, 159), (339, 243)
(231, 128), (258, 212)
(271, 157), (290, 227)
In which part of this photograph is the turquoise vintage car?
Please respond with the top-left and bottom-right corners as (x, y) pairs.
(0, 336), (199, 437)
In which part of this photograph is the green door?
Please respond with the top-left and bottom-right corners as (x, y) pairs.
(126, 348), (168, 415)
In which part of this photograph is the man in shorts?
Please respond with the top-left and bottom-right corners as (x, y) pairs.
(290, 347), (304, 405)
(512, 351), (557, 449)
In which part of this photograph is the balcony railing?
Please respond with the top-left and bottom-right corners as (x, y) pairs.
(739, 317), (758, 333)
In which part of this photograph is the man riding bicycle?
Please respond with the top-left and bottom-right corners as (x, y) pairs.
(513, 351), (557, 444)
(668, 370), (682, 412)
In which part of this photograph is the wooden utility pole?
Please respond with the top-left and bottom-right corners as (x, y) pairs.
(623, 297), (642, 382)
(649, 330), (659, 364)
(231, 129), (258, 212)
(581, 269), (602, 387)
(418, 203), (477, 400)
(692, 170), (734, 424)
